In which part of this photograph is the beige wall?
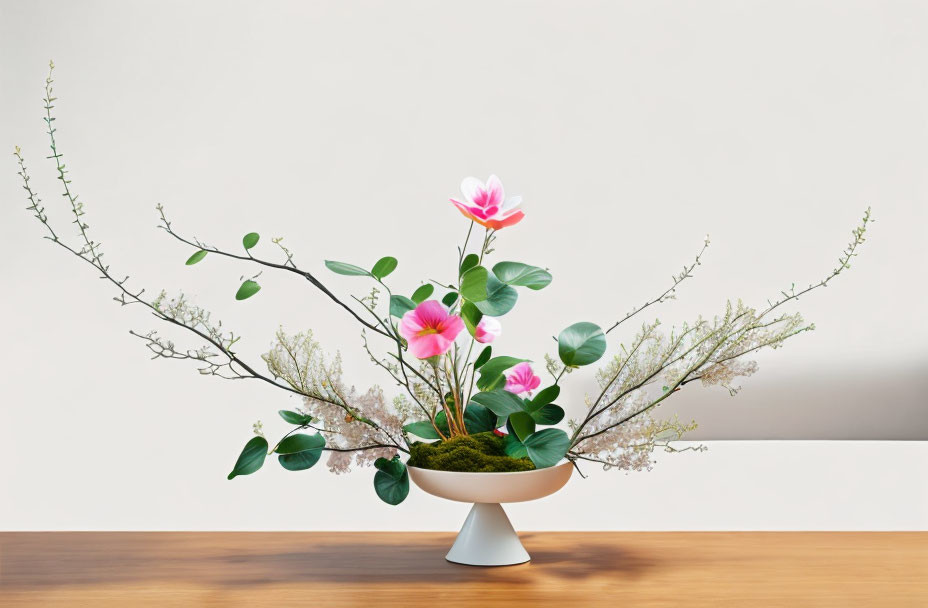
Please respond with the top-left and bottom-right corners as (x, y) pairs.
(1, 1), (926, 529)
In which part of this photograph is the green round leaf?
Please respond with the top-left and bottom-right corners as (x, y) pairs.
(325, 260), (371, 277)
(242, 232), (260, 250)
(433, 411), (451, 436)
(528, 385), (561, 410)
(503, 433), (528, 459)
(508, 411), (536, 442)
(522, 428), (571, 469)
(278, 449), (322, 471)
(474, 273), (518, 316)
(492, 262), (553, 290)
(276, 433), (325, 455)
(473, 345), (492, 370)
(403, 420), (443, 440)
(278, 410), (313, 425)
(411, 284), (434, 304)
(406, 412), (450, 439)
(441, 291), (459, 307)
(463, 403), (498, 434)
(371, 256), (398, 279)
(530, 404), (565, 425)
(374, 456), (409, 506)
(557, 322), (606, 366)
(227, 436), (268, 480)
(185, 250), (208, 265)
(389, 295), (417, 318)
(235, 280), (261, 301)
(469, 389), (527, 417)
(460, 266), (489, 302)
(460, 253), (479, 276)
(460, 301), (483, 336)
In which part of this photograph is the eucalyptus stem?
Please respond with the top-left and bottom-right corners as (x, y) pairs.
(17, 63), (410, 455)
(156, 205), (392, 340)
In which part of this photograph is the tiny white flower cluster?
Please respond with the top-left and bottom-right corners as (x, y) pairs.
(306, 384), (405, 474)
(263, 328), (409, 474)
(570, 300), (810, 466)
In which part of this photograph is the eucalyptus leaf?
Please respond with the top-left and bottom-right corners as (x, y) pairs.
(278, 449), (323, 471)
(460, 253), (479, 275)
(227, 436), (268, 480)
(235, 280), (261, 300)
(434, 411), (450, 435)
(374, 456), (409, 505)
(325, 260), (371, 277)
(185, 250), (208, 265)
(389, 295), (417, 318)
(476, 356), (527, 391)
(558, 321), (607, 366)
(371, 256), (398, 279)
(492, 262), (553, 290)
(522, 428), (571, 468)
(469, 389), (526, 418)
(508, 411), (536, 442)
(463, 403), (498, 433)
(460, 301), (483, 335)
(505, 418), (519, 440)
(276, 433), (326, 455)
(473, 346), (492, 370)
(403, 420), (443, 440)
(474, 273), (518, 316)
(441, 291), (459, 307)
(503, 433), (528, 459)
(460, 266), (489, 302)
(278, 410), (313, 425)
(242, 232), (260, 250)
(530, 403), (565, 425)
(528, 385), (561, 410)
(411, 284), (434, 304)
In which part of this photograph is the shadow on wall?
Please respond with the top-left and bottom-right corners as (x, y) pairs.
(664, 365), (928, 440)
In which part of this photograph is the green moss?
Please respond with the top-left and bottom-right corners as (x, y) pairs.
(407, 432), (536, 473)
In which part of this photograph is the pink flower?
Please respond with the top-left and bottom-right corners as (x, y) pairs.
(450, 175), (525, 230)
(474, 317), (501, 344)
(504, 362), (541, 395)
(399, 300), (465, 359)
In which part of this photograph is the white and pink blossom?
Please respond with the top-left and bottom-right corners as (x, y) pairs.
(450, 175), (525, 230)
(474, 316), (501, 344)
(504, 362), (541, 395)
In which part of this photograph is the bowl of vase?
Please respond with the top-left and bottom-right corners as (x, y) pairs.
(407, 461), (573, 566)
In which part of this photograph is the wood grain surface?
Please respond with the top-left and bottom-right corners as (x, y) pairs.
(1, 532), (925, 606)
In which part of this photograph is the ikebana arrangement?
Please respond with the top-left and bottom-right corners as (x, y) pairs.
(15, 64), (871, 565)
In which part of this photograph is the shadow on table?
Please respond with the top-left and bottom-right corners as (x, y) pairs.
(0, 532), (658, 589)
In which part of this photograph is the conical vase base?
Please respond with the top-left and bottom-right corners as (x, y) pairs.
(445, 503), (530, 566)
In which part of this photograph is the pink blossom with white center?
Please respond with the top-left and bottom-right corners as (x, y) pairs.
(504, 362), (541, 395)
(449, 175), (525, 230)
(399, 300), (465, 359)
(474, 316), (501, 344)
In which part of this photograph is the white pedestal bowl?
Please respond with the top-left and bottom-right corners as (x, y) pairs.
(407, 461), (573, 566)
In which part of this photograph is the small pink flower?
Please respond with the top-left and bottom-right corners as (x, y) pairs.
(474, 317), (501, 344)
(504, 362), (541, 395)
(450, 175), (525, 230)
(399, 300), (465, 359)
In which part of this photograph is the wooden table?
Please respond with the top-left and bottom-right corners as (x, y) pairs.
(1, 532), (925, 606)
